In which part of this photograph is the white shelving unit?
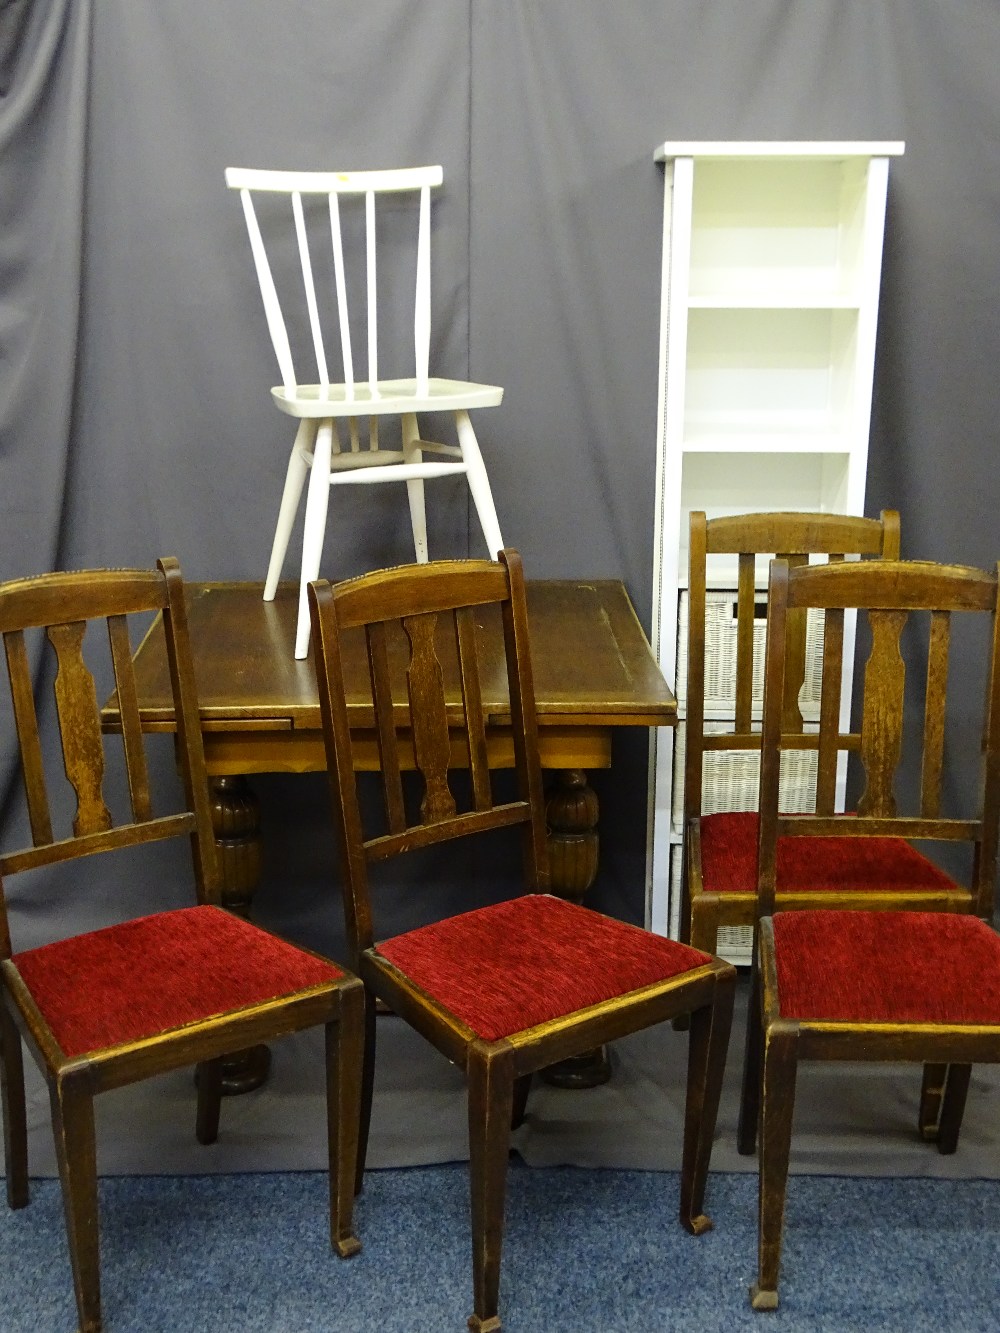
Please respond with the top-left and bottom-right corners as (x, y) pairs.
(646, 141), (904, 944)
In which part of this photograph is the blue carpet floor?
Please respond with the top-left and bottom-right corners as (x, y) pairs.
(3, 1163), (1000, 1331)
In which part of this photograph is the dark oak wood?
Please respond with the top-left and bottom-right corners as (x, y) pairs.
(684, 509), (901, 955)
(738, 558), (1000, 1311)
(102, 576), (677, 1094)
(101, 576), (675, 899)
(308, 552), (734, 1332)
(755, 558), (1000, 921)
(0, 561), (364, 1331)
(102, 577), (675, 756)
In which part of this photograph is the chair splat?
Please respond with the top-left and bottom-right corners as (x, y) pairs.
(402, 610), (455, 823)
(48, 619), (113, 838)
(856, 607), (908, 819)
(3, 628), (52, 847)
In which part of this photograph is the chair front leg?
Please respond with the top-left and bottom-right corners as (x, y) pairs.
(50, 1072), (101, 1333)
(679, 969), (735, 1234)
(0, 998), (28, 1208)
(454, 410), (503, 559)
(751, 1020), (799, 1312)
(328, 983), (365, 1258)
(467, 1041), (515, 1333)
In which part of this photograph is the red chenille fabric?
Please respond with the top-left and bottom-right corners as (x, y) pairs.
(374, 893), (712, 1041)
(699, 811), (957, 896)
(11, 905), (343, 1058)
(773, 910), (1000, 1024)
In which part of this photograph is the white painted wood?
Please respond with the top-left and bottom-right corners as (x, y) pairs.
(239, 190), (295, 395)
(365, 190), (378, 395)
(455, 410), (504, 558)
(226, 164), (505, 656)
(328, 192), (355, 400)
(415, 185), (431, 395)
(295, 420), (335, 660)
(402, 413), (428, 562)
(263, 419), (315, 601)
(226, 165), (443, 194)
(292, 191), (329, 392)
(646, 141), (903, 946)
(654, 141), (905, 160)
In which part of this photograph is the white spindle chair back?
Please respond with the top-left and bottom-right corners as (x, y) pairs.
(225, 165), (441, 401)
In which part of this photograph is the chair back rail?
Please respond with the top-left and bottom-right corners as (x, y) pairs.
(308, 552), (550, 964)
(0, 561), (221, 951)
(684, 509), (901, 821)
(758, 558), (1000, 918)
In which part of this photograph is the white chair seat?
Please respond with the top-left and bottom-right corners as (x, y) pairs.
(227, 164), (506, 658)
(272, 377), (504, 418)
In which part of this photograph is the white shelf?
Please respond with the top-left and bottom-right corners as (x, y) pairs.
(684, 307), (860, 440)
(646, 140), (902, 939)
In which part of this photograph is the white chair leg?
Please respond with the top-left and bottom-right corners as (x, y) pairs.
(295, 419), (334, 659)
(264, 419), (316, 601)
(454, 410), (503, 558)
(401, 412), (428, 562)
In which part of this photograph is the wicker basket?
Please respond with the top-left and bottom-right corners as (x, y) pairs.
(675, 589), (825, 711)
(671, 720), (819, 826)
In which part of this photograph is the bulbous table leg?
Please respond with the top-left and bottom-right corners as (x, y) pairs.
(540, 769), (612, 1088)
(207, 776), (272, 1094)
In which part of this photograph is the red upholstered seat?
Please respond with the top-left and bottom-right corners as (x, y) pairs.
(773, 910), (1000, 1025)
(375, 893), (711, 1041)
(12, 905), (344, 1059)
(699, 810), (958, 896)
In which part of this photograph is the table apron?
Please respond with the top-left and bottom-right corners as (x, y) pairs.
(200, 725), (614, 775)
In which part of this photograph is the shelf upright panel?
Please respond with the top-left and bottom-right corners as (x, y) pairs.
(646, 140), (904, 950)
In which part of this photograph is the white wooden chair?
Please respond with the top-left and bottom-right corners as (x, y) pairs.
(225, 165), (505, 658)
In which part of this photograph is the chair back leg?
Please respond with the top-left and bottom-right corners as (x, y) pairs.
(295, 419), (336, 658)
(327, 986), (365, 1257)
(935, 1063), (973, 1155)
(679, 971), (735, 1233)
(401, 413), (430, 562)
(354, 988), (378, 1196)
(195, 1057), (224, 1145)
(265, 419), (317, 601)
(0, 1000), (29, 1208)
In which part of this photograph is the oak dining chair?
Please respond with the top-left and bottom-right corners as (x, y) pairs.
(682, 509), (902, 957)
(0, 560), (364, 1332)
(308, 549), (736, 1331)
(738, 556), (1000, 1310)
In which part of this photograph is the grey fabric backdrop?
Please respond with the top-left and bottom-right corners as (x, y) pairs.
(3, 0), (1000, 1170)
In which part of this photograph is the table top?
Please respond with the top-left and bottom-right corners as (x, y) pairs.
(105, 580), (676, 735)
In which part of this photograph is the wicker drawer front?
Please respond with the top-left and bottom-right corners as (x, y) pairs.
(675, 589), (825, 711)
(671, 720), (818, 826)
